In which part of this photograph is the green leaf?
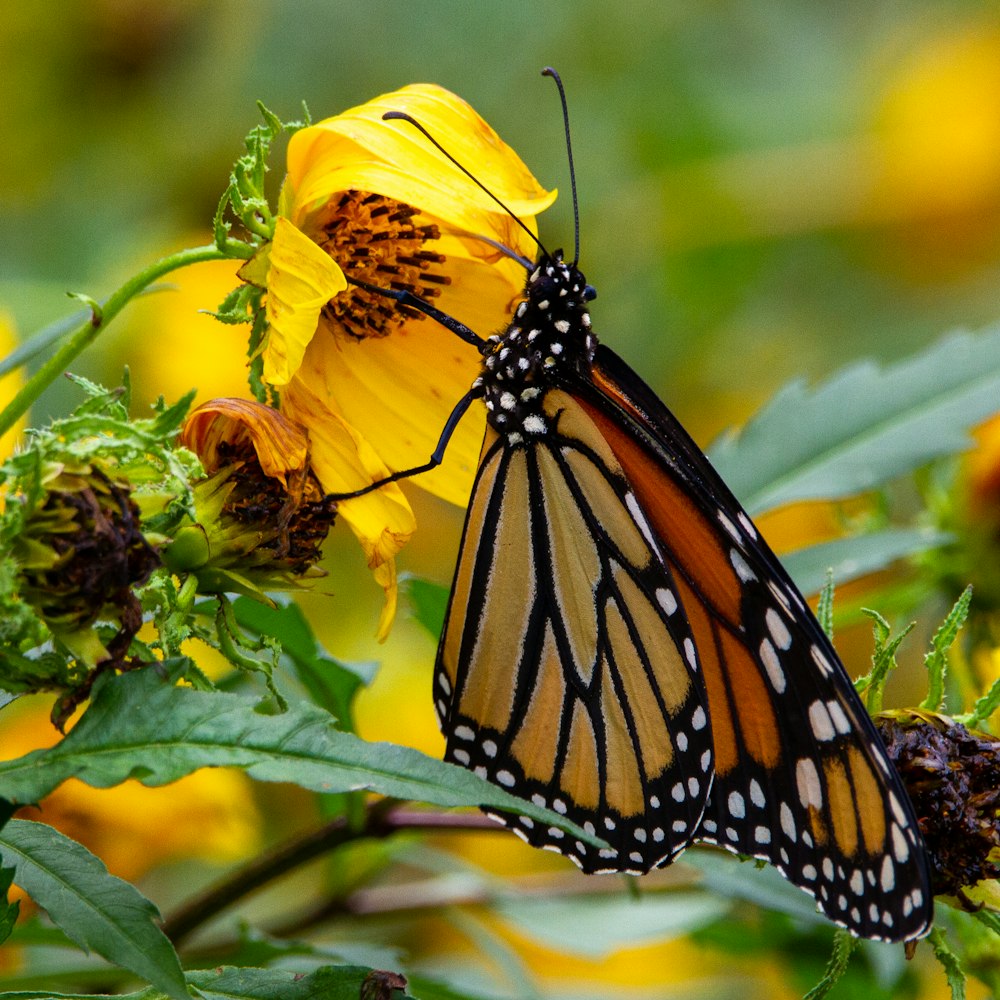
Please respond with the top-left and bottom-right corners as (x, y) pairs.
(0, 667), (601, 848)
(0, 964), (417, 1000)
(403, 575), (450, 640)
(782, 528), (950, 598)
(927, 926), (967, 1000)
(0, 820), (186, 1000)
(682, 848), (827, 924)
(186, 964), (416, 1000)
(920, 586), (972, 712)
(855, 610), (914, 713)
(708, 326), (1000, 513)
(495, 890), (729, 957)
(0, 865), (19, 946)
(960, 674), (1000, 729)
(232, 596), (375, 728)
(803, 929), (856, 1000)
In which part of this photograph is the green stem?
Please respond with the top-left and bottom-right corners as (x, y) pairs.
(0, 244), (244, 438)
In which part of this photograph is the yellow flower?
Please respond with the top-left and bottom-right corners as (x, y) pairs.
(257, 84), (555, 636)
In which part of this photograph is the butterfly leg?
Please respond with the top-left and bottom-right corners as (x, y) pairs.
(347, 277), (488, 352)
(325, 385), (483, 501)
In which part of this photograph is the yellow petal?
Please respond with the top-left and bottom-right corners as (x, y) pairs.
(262, 217), (347, 386)
(373, 557), (398, 644)
(286, 84), (556, 242)
(282, 374), (415, 616)
(307, 312), (485, 508)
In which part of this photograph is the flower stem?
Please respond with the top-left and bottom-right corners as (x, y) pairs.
(160, 803), (500, 947)
(0, 244), (240, 438)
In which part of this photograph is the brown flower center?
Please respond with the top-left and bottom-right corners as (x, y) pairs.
(215, 440), (336, 574)
(316, 190), (449, 339)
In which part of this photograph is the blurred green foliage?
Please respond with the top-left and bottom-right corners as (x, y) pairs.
(6, 1), (1000, 431)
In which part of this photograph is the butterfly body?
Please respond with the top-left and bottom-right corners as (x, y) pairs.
(431, 247), (933, 941)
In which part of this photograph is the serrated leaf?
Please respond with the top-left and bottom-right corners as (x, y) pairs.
(0, 668), (601, 848)
(781, 528), (950, 597)
(708, 327), (1000, 513)
(0, 820), (186, 1000)
(803, 929), (856, 1000)
(232, 596), (375, 727)
(186, 964), (416, 1000)
(927, 926), (967, 1000)
(0, 964), (417, 1000)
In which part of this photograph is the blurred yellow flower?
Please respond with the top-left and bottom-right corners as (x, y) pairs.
(2, 700), (260, 885)
(0, 311), (26, 461)
(112, 252), (254, 410)
(257, 84), (554, 636)
(968, 411), (1000, 523)
(874, 25), (1000, 223)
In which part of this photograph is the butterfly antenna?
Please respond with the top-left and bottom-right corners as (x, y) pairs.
(541, 67), (580, 266)
(382, 111), (547, 261)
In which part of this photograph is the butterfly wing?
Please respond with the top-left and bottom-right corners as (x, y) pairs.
(435, 388), (714, 872)
(572, 344), (932, 940)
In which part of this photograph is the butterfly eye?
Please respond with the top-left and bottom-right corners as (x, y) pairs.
(583, 284), (597, 302)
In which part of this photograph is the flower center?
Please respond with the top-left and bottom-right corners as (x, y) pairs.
(317, 190), (450, 339)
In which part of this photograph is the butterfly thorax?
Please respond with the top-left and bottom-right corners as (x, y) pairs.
(476, 252), (597, 442)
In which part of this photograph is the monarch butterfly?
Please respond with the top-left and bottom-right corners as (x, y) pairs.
(339, 71), (933, 942)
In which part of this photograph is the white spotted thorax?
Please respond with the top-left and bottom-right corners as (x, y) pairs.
(476, 251), (597, 442)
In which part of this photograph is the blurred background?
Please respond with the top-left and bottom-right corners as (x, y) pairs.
(4, 1), (1000, 996)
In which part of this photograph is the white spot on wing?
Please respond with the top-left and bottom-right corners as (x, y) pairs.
(808, 700), (836, 741)
(780, 802), (796, 841)
(811, 644), (834, 677)
(760, 638), (786, 693)
(718, 511), (741, 542)
(796, 758), (823, 808)
(730, 549), (756, 582)
(766, 607), (792, 650)
(880, 855), (895, 892)
(827, 700), (851, 735)
(656, 588), (678, 615)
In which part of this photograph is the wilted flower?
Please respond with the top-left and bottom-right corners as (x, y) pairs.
(169, 398), (336, 599)
(247, 84), (555, 635)
(4, 458), (159, 692)
(875, 709), (1000, 901)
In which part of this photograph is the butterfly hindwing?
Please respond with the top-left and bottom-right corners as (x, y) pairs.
(435, 389), (714, 872)
(577, 345), (932, 940)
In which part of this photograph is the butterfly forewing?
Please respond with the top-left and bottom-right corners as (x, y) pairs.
(435, 390), (714, 872)
(578, 345), (933, 940)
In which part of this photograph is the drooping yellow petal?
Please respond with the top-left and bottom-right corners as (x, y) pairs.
(261, 217), (348, 386)
(282, 375), (415, 599)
